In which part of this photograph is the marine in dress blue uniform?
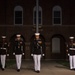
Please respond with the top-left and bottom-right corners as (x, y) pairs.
(13, 34), (24, 72)
(31, 33), (44, 73)
(68, 37), (75, 70)
(0, 36), (8, 71)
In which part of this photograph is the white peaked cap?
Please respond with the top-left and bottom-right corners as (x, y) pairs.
(35, 33), (40, 35)
(2, 36), (6, 38)
(69, 36), (74, 40)
(16, 34), (21, 37)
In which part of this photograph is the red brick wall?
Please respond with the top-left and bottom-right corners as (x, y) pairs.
(0, 0), (75, 59)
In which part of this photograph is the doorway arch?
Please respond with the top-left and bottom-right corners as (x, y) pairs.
(50, 34), (66, 59)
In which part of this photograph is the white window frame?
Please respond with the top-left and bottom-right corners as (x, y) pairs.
(14, 6), (23, 26)
(33, 6), (42, 25)
(52, 5), (62, 25)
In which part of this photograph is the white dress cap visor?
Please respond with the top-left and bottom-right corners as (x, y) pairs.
(16, 34), (21, 37)
(35, 33), (40, 35)
(2, 36), (6, 38)
(69, 36), (74, 39)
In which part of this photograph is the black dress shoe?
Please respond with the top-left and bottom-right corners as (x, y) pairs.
(37, 70), (40, 73)
(17, 69), (20, 72)
(70, 68), (73, 70)
(2, 68), (5, 71)
(73, 69), (75, 70)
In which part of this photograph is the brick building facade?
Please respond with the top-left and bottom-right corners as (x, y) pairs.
(0, 0), (75, 60)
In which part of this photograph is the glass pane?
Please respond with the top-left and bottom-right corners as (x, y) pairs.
(15, 11), (22, 24)
(34, 11), (36, 18)
(34, 18), (36, 24)
(54, 11), (60, 17)
(15, 11), (22, 17)
(34, 11), (42, 24)
(15, 18), (22, 24)
(39, 11), (41, 17)
(39, 18), (41, 24)
(34, 18), (41, 24)
(54, 18), (60, 24)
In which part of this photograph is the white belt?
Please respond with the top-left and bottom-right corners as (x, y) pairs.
(69, 48), (75, 50)
(0, 48), (6, 50)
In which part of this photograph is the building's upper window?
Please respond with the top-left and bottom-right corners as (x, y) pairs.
(14, 6), (23, 25)
(33, 6), (42, 25)
(52, 6), (62, 25)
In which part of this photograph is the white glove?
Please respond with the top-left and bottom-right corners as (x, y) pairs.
(7, 54), (9, 56)
(13, 53), (15, 55)
(42, 54), (45, 56)
(31, 54), (33, 56)
(22, 53), (24, 55)
(68, 54), (70, 56)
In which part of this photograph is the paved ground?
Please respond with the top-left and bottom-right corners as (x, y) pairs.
(0, 60), (75, 75)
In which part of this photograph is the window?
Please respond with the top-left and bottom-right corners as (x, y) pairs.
(33, 6), (42, 25)
(52, 6), (62, 25)
(14, 6), (23, 25)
